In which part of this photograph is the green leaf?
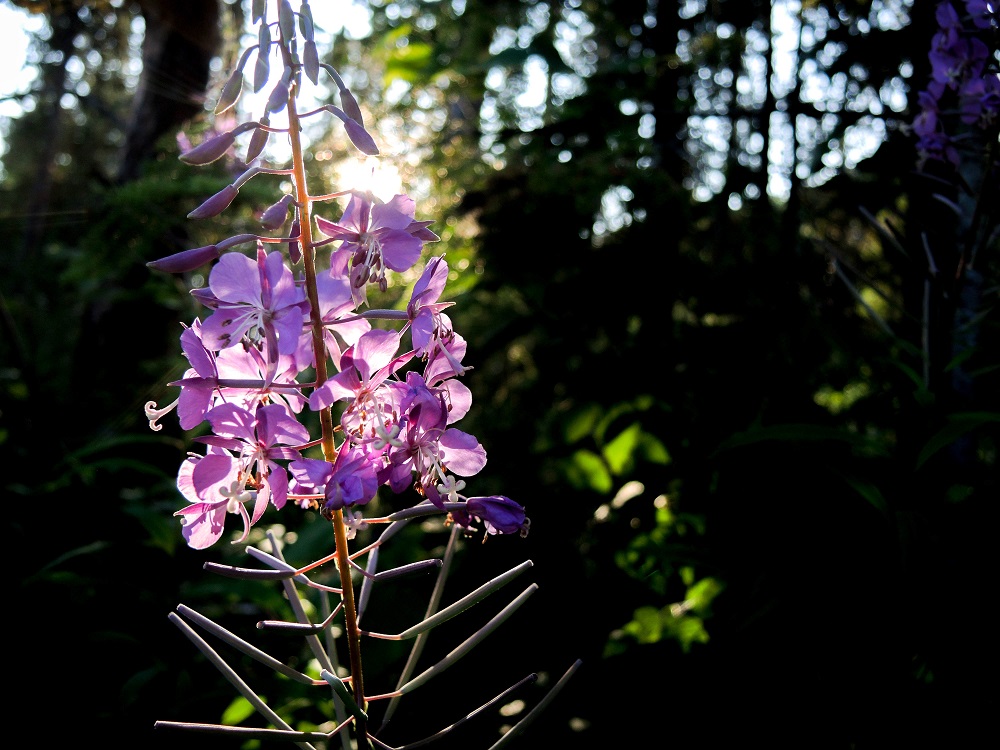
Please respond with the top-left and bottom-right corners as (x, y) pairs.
(603, 422), (641, 474)
(384, 42), (435, 82)
(566, 449), (612, 493)
(916, 412), (1000, 469)
(639, 432), (671, 464)
(221, 695), (257, 725)
(564, 403), (601, 443)
(844, 476), (890, 516)
(685, 577), (723, 613)
(622, 606), (662, 644)
(673, 615), (710, 653)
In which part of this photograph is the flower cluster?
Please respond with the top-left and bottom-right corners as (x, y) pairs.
(912, 1), (1000, 169)
(145, 0), (528, 551)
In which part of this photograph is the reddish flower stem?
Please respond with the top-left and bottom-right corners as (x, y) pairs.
(286, 73), (369, 748)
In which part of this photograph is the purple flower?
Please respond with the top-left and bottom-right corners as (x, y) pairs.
(308, 328), (413, 424)
(170, 321), (220, 430)
(959, 74), (1000, 125)
(260, 193), (294, 230)
(289, 441), (380, 513)
(316, 192), (427, 305)
(219, 344), (307, 413)
(966, 0), (999, 30)
(199, 402), (309, 526)
(198, 246), (309, 382)
(315, 273), (371, 367)
(178, 121), (259, 165)
(381, 375), (487, 498)
(175, 450), (251, 549)
(404, 256), (473, 386)
(445, 493), (530, 537)
(407, 256), (455, 355)
(465, 495), (530, 537)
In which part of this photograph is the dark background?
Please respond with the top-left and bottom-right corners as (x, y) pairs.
(2, 1), (997, 748)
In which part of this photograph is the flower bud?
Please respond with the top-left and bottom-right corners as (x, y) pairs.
(254, 25), (271, 93)
(214, 59), (247, 115)
(265, 69), (291, 115)
(216, 233), (258, 251)
(299, 2), (315, 38)
(246, 116), (271, 162)
(147, 244), (220, 273)
(303, 40), (319, 85)
(188, 184), (238, 219)
(278, 0), (295, 42)
(179, 130), (236, 165)
(260, 194), (293, 230)
(339, 87), (365, 126)
(345, 118), (379, 156)
(288, 218), (302, 264)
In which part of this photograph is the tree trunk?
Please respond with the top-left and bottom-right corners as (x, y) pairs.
(117, 0), (221, 182)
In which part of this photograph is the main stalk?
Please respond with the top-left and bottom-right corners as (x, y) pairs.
(286, 82), (369, 747)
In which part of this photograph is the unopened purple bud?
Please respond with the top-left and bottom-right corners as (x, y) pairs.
(339, 88), (365, 126)
(247, 116), (271, 162)
(303, 40), (319, 85)
(260, 194), (293, 229)
(345, 118), (379, 156)
(299, 3), (315, 38)
(266, 72), (291, 114)
(179, 130), (236, 165)
(147, 244), (220, 273)
(288, 219), (301, 263)
(255, 26), (271, 93)
(179, 122), (257, 165)
(216, 233), (258, 251)
(188, 184), (238, 219)
(214, 67), (245, 115)
(278, 0), (295, 41)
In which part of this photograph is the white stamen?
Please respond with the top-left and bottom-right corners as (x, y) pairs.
(437, 475), (466, 503)
(145, 398), (178, 431)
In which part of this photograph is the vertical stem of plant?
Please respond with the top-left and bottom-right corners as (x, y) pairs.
(286, 83), (368, 746)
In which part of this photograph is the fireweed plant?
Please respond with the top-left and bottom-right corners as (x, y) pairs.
(144, 1), (580, 747)
(909, 0), (999, 387)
